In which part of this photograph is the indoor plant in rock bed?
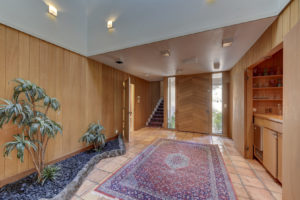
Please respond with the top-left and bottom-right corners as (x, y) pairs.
(0, 79), (120, 200)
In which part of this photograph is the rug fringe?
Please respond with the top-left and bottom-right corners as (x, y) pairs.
(92, 191), (120, 200)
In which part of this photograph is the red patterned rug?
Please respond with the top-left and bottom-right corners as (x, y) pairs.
(95, 139), (236, 200)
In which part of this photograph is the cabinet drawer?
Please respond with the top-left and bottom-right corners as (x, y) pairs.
(254, 117), (282, 133)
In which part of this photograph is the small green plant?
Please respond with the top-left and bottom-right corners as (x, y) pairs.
(0, 78), (62, 183)
(80, 122), (106, 151)
(41, 165), (60, 185)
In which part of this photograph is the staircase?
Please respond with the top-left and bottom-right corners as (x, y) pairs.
(147, 99), (164, 127)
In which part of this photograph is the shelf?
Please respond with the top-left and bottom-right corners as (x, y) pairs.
(253, 99), (282, 102)
(253, 87), (283, 90)
(253, 75), (283, 79)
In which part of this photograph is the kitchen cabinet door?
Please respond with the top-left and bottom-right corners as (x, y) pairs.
(263, 128), (277, 178)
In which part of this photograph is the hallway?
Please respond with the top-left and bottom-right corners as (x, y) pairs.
(73, 128), (282, 200)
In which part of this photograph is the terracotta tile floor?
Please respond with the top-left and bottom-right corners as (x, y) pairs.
(72, 128), (282, 200)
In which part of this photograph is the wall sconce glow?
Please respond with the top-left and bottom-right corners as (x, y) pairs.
(222, 38), (233, 48)
(107, 20), (114, 29)
(48, 5), (57, 16)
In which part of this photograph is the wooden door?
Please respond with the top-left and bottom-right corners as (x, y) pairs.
(176, 74), (212, 134)
(123, 78), (131, 142)
(263, 128), (277, 178)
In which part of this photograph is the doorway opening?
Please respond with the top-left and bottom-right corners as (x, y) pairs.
(130, 84), (135, 132)
(167, 77), (176, 129)
(212, 73), (223, 134)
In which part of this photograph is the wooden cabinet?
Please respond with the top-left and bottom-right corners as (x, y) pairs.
(263, 128), (278, 178)
(278, 133), (282, 183)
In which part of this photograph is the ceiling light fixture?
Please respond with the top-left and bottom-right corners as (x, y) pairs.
(222, 38), (233, 48)
(48, 5), (57, 17)
(161, 50), (170, 57)
(115, 59), (123, 64)
(107, 20), (114, 29)
(144, 73), (150, 77)
(213, 62), (220, 70)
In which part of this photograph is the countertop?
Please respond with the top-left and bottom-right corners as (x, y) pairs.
(254, 114), (283, 123)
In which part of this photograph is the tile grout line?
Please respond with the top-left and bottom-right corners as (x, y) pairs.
(221, 141), (254, 200)
(244, 158), (279, 200)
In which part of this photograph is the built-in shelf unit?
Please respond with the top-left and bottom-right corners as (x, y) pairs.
(252, 49), (283, 115)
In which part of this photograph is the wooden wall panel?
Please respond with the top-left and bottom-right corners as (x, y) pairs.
(0, 23), (151, 184)
(0, 24), (5, 179)
(230, 0), (300, 157)
(283, 19), (300, 200)
(222, 72), (230, 137)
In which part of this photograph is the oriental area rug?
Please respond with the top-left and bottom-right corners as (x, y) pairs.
(95, 139), (236, 200)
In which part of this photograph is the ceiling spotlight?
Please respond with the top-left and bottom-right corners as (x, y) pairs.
(222, 38), (233, 48)
(214, 62), (220, 70)
(48, 5), (57, 17)
(144, 73), (150, 77)
(161, 50), (170, 57)
(107, 20), (114, 29)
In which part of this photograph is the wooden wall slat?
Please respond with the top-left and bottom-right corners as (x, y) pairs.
(17, 32), (30, 174)
(4, 27), (19, 178)
(0, 24), (6, 180)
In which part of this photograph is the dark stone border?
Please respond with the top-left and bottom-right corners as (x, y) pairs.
(42, 134), (126, 200)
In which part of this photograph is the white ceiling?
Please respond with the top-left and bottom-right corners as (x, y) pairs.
(0, 0), (290, 80)
(90, 17), (275, 81)
(86, 0), (289, 56)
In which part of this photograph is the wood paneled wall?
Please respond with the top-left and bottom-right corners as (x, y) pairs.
(0, 24), (151, 185)
(283, 20), (300, 200)
(229, 0), (300, 156)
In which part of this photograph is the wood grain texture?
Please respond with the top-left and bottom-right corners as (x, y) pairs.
(176, 74), (212, 134)
(222, 72), (230, 137)
(263, 128), (277, 178)
(0, 23), (151, 184)
(230, 0), (300, 157)
(283, 20), (300, 200)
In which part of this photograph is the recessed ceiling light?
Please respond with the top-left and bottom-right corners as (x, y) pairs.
(107, 20), (114, 29)
(222, 38), (233, 48)
(161, 50), (170, 57)
(116, 60), (123, 64)
(48, 5), (57, 17)
(144, 73), (150, 77)
(214, 62), (220, 70)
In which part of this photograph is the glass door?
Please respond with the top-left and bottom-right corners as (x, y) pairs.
(212, 73), (223, 134)
(167, 77), (176, 129)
